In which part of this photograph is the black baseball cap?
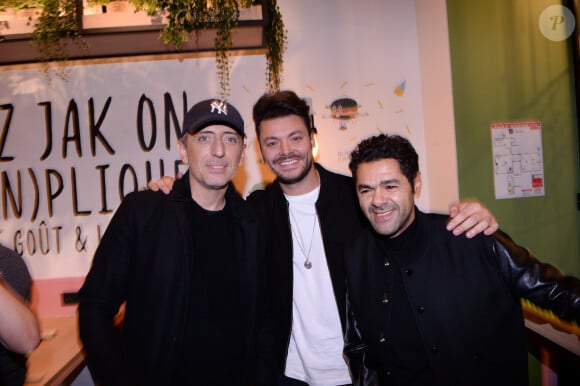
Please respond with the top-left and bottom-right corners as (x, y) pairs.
(182, 99), (245, 137)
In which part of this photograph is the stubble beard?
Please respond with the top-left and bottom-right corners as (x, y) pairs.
(275, 156), (313, 185)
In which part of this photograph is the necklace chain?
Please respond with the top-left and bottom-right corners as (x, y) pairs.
(288, 207), (318, 269)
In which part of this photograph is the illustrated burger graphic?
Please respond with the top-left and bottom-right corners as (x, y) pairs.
(327, 97), (361, 120)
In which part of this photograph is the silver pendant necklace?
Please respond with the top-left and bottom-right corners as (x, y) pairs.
(289, 208), (318, 269)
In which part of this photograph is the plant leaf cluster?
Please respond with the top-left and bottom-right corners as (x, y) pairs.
(1, 0), (286, 96)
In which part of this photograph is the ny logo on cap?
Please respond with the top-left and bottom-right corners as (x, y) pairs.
(210, 100), (228, 115)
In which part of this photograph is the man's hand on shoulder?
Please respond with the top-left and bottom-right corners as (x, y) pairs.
(447, 199), (499, 239)
(146, 175), (178, 194)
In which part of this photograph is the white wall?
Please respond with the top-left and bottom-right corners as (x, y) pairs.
(0, 0), (458, 280)
(415, 0), (460, 212)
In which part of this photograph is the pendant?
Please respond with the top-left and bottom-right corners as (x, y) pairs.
(304, 260), (312, 269)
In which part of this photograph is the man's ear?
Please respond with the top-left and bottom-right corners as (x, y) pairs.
(177, 137), (189, 165)
(238, 142), (247, 166)
(311, 132), (320, 161)
(255, 140), (265, 164)
(413, 171), (422, 198)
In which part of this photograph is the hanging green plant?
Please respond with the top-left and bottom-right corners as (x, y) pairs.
(264, 0), (286, 93)
(131, 0), (246, 100)
(131, 0), (286, 99)
(1, 0), (286, 96)
(212, 1), (239, 100)
(31, 0), (88, 81)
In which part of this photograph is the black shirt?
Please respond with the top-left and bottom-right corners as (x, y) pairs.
(377, 217), (437, 386)
(177, 198), (243, 385)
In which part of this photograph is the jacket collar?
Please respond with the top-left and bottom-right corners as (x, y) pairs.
(371, 207), (428, 264)
(170, 171), (246, 219)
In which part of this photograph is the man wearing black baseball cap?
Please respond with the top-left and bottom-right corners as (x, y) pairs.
(78, 99), (266, 386)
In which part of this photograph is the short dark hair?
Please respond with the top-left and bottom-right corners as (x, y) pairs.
(349, 134), (419, 189)
(252, 90), (313, 138)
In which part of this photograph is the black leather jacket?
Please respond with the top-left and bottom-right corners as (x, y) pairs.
(344, 210), (580, 386)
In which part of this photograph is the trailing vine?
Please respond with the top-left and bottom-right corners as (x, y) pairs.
(31, 0), (87, 81)
(132, 0), (243, 100)
(2, 0), (286, 95)
(212, 0), (238, 100)
(264, 0), (286, 92)
(118, 0), (286, 98)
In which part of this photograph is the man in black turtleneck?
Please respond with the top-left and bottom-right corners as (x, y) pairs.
(343, 134), (580, 386)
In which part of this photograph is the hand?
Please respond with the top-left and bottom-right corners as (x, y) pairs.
(446, 199), (499, 239)
(0, 280), (40, 354)
(146, 175), (178, 194)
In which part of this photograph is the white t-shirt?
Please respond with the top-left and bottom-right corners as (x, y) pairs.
(284, 187), (352, 386)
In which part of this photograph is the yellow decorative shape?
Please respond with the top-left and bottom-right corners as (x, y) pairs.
(394, 80), (406, 96)
(521, 298), (580, 336)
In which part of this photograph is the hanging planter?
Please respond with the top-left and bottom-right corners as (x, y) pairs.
(0, 0), (286, 96)
(130, 0), (286, 99)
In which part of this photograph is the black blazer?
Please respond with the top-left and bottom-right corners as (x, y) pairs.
(344, 210), (580, 386)
(78, 174), (266, 386)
